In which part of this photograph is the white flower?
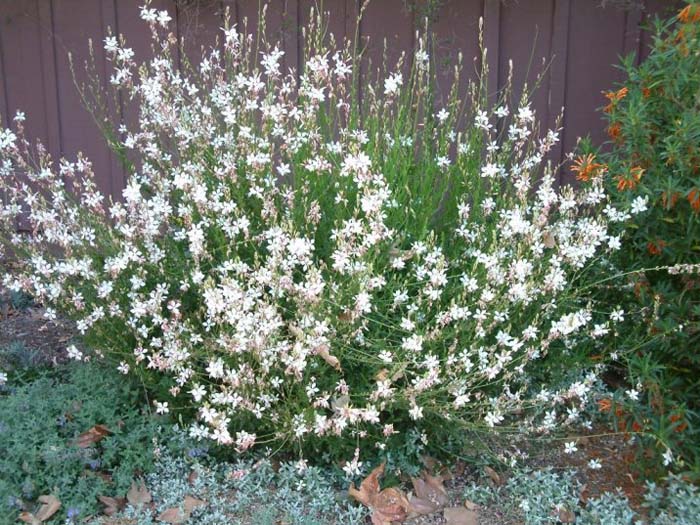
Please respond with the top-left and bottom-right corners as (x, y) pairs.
(564, 441), (577, 454)
(610, 309), (625, 322)
(662, 448), (674, 466)
(235, 430), (256, 452)
(190, 384), (207, 402)
(0, 371), (7, 385)
(384, 72), (403, 96)
(155, 401), (169, 414)
(343, 448), (363, 477)
(156, 10), (172, 28)
(67, 345), (83, 361)
(626, 388), (640, 401)
(588, 459), (602, 470)
(485, 411), (503, 427)
(436, 108), (449, 122)
(607, 235), (621, 251)
(117, 362), (130, 374)
(630, 195), (649, 215)
(104, 36), (119, 54)
(408, 403), (424, 420)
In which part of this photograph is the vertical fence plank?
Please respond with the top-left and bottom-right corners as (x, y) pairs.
(100, 0), (127, 198)
(430, 0), (483, 105)
(482, 0), (500, 101)
(498, 0), (554, 128)
(547, 0), (570, 173)
(562, 1), (628, 184)
(0, 2), (52, 148)
(37, 0), (62, 163)
(177, 0), (225, 69)
(624, 5), (643, 64)
(0, 14), (7, 128)
(52, 0), (117, 198)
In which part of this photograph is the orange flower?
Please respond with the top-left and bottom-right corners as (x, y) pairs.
(661, 191), (679, 209)
(647, 240), (667, 256)
(679, 4), (700, 23)
(688, 188), (700, 212)
(607, 122), (622, 142)
(669, 413), (688, 433)
(642, 86), (652, 98)
(571, 154), (607, 182)
(598, 398), (612, 413)
(604, 87), (628, 113)
(616, 166), (644, 191)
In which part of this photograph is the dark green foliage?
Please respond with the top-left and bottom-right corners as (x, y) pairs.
(0, 362), (172, 522)
(582, 2), (700, 478)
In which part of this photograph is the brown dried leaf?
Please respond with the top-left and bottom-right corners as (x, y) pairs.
(183, 495), (205, 513)
(420, 455), (438, 470)
(126, 480), (152, 507)
(464, 500), (479, 511)
(157, 507), (187, 524)
(407, 495), (439, 516)
(349, 463), (411, 525)
(187, 469), (198, 486)
(315, 344), (341, 371)
(444, 506), (478, 525)
(157, 496), (206, 524)
(99, 496), (126, 516)
(76, 424), (111, 448)
(19, 495), (62, 523)
(348, 463), (384, 507)
(371, 487), (409, 525)
(558, 507), (576, 523)
(453, 461), (467, 478)
(483, 466), (502, 486)
(35, 495), (61, 522)
(411, 471), (449, 509)
(18, 513), (40, 525)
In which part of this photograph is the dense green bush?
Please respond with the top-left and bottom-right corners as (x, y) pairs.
(579, 1), (700, 478)
(0, 362), (172, 522)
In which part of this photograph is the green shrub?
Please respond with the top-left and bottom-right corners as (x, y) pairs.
(578, 1), (700, 478)
(0, 362), (172, 522)
(0, 3), (630, 467)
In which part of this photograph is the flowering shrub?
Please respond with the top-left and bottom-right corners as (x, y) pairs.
(578, 2), (700, 478)
(0, 3), (631, 465)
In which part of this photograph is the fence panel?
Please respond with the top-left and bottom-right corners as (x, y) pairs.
(0, 0), (682, 200)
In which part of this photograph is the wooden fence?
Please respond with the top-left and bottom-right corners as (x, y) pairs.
(0, 0), (681, 197)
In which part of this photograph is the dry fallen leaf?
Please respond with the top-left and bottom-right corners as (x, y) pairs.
(187, 469), (199, 486)
(483, 466), (502, 486)
(464, 500), (479, 511)
(558, 507), (576, 523)
(315, 343), (342, 371)
(19, 495), (61, 524)
(183, 496), (205, 513)
(407, 470), (450, 516)
(99, 496), (126, 516)
(157, 496), (206, 523)
(157, 507), (187, 524)
(444, 506), (478, 525)
(370, 488), (409, 525)
(126, 479), (152, 507)
(75, 424), (111, 448)
(348, 463), (410, 525)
